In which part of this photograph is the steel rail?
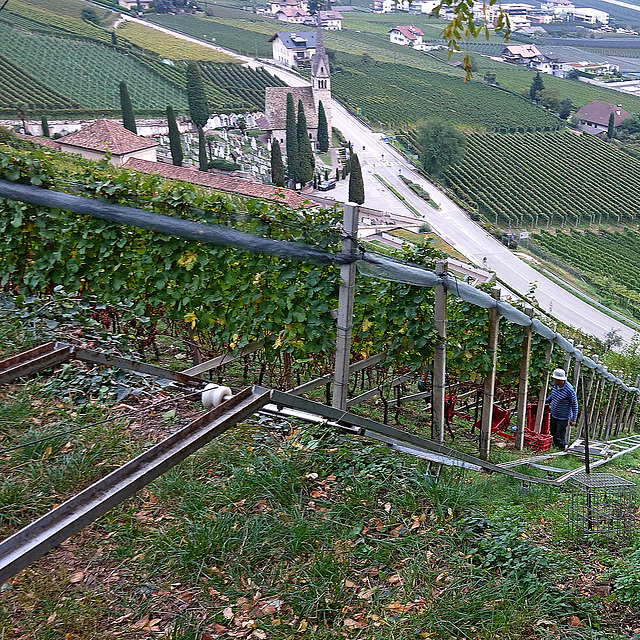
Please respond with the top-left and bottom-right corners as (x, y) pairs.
(0, 387), (270, 584)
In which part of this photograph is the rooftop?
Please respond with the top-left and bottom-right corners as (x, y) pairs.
(57, 119), (158, 155)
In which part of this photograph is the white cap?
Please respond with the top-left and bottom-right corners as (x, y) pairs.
(552, 368), (567, 380)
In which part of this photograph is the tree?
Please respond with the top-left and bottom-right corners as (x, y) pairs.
(111, 31), (118, 46)
(40, 116), (50, 138)
(559, 97), (573, 120)
(348, 151), (365, 204)
(308, 0), (324, 14)
(416, 119), (466, 178)
(81, 7), (99, 23)
(529, 72), (545, 101)
(285, 93), (299, 184)
(198, 126), (208, 172)
(317, 100), (329, 153)
(166, 105), (183, 167)
(119, 81), (137, 134)
(297, 99), (315, 184)
(608, 111), (615, 139)
(186, 61), (209, 129)
(538, 88), (561, 112)
(484, 72), (497, 85)
(270, 139), (285, 187)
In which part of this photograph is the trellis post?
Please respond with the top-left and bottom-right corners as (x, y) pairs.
(577, 359), (596, 439)
(623, 375), (640, 432)
(567, 344), (582, 444)
(603, 373), (620, 441)
(515, 306), (534, 451)
(332, 203), (359, 411)
(479, 287), (501, 461)
(535, 340), (554, 433)
(432, 261), (447, 443)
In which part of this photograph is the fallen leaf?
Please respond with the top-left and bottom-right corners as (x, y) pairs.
(384, 502), (392, 512)
(132, 614), (150, 630)
(567, 615), (583, 627)
(47, 612), (57, 624)
(344, 579), (357, 588)
(223, 607), (234, 620)
(435, 572), (449, 586)
(298, 619), (308, 631)
(69, 571), (84, 583)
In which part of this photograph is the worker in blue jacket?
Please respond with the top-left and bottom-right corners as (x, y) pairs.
(545, 368), (578, 451)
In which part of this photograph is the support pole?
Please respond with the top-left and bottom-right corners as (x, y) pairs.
(332, 203), (359, 410)
(479, 287), (501, 461)
(535, 340), (554, 433)
(623, 375), (640, 432)
(603, 373), (619, 441)
(515, 306), (534, 451)
(567, 344), (582, 444)
(432, 261), (447, 444)
(577, 364), (596, 439)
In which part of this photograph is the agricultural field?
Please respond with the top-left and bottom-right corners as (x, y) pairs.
(0, 22), (188, 112)
(330, 60), (562, 130)
(115, 21), (238, 63)
(0, 53), (76, 111)
(443, 130), (640, 227)
(532, 229), (640, 318)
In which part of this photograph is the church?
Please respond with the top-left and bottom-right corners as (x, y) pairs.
(261, 26), (331, 153)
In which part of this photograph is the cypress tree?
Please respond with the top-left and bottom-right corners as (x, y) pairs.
(40, 116), (50, 138)
(198, 126), (208, 172)
(348, 151), (365, 205)
(317, 100), (329, 153)
(285, 93), (299, 184)
(186, 61), (209, 129)
(270, 139), (285, 187)
(119, 81), (137, 134)
(529, 72), (545, 102)
(166, 105), (183, 166)
(608, 111), (615, 139)
(297, 99), (315, 184)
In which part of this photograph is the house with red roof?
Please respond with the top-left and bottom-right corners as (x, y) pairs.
(389, 25), (424, 47)
(56, 119), (158, 166)
(575, 102), (631, 134)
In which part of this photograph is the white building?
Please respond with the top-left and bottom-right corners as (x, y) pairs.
(567, 7), (609, 24)
(389, 25), (424, 46)
(269, 31), (317, 67)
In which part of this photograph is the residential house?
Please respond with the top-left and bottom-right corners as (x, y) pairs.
(575, 101), (631, 133)
(501, 44), (542, 64)
(118, 0), (153, 9)
(317, 10), (342, 29)
(270, 0), (308, 14)
(269, 31), (317, 67)
(564, 61), (619, 76)
(56, 119), (158, 166)
(275, 7), (310, 23)
(389, 25), (424, 46)
(408, 0), (440, 14)
(373, 0), (410, 11)
(530, 50), (564, 74)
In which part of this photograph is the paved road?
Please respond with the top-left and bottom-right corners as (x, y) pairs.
(125, 16), (636, 344)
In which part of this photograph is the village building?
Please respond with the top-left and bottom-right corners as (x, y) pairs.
(501, 44), (542, 65)
(262, 27), (331, 153)
(55, 119), (158, 166)
(118, 0), (153, 9)
(317, 10), (343, 29)
(268, 31), (318, 67)
(275, 7), (310, 23)
(575, 102), (631, 133)
(270, 0), (308, 14)
(389, 25), (425, 47)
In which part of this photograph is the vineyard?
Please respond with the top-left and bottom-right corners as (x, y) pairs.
(329, 60), (562, 130)
(148, 13), (274, 58)
(199, 62), (287, 110)
(443, 130), (640, 227)
(532, 229), (640, 318)
(0, 53), (76, 111)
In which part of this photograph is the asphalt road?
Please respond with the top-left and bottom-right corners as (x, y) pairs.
(127, 16), (637, 345)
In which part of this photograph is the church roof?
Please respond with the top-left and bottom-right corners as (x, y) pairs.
(264, 86), (318, 130)
(310, 25), (329, 77)
(56, 119), (157, 155)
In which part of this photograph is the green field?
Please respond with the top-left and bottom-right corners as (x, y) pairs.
(444, 130), (640, 226)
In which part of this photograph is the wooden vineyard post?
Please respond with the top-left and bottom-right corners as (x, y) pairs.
(603, 373), (620, 441)
(612, 378), (627, 438)
(515, 306), (534, 451)
(563, 339), (573, 379)
(332, 203), (359, 411)
(577, 364), (596, 439)
(479, 287), (501, 461)
(432, 261), (447, 444)
(623, 375), (640, 433)
(586, 357), (602, 438)
(535, 340), (554, 433)
(591, 370), (606, 440)
(567, 345), (582, 444)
